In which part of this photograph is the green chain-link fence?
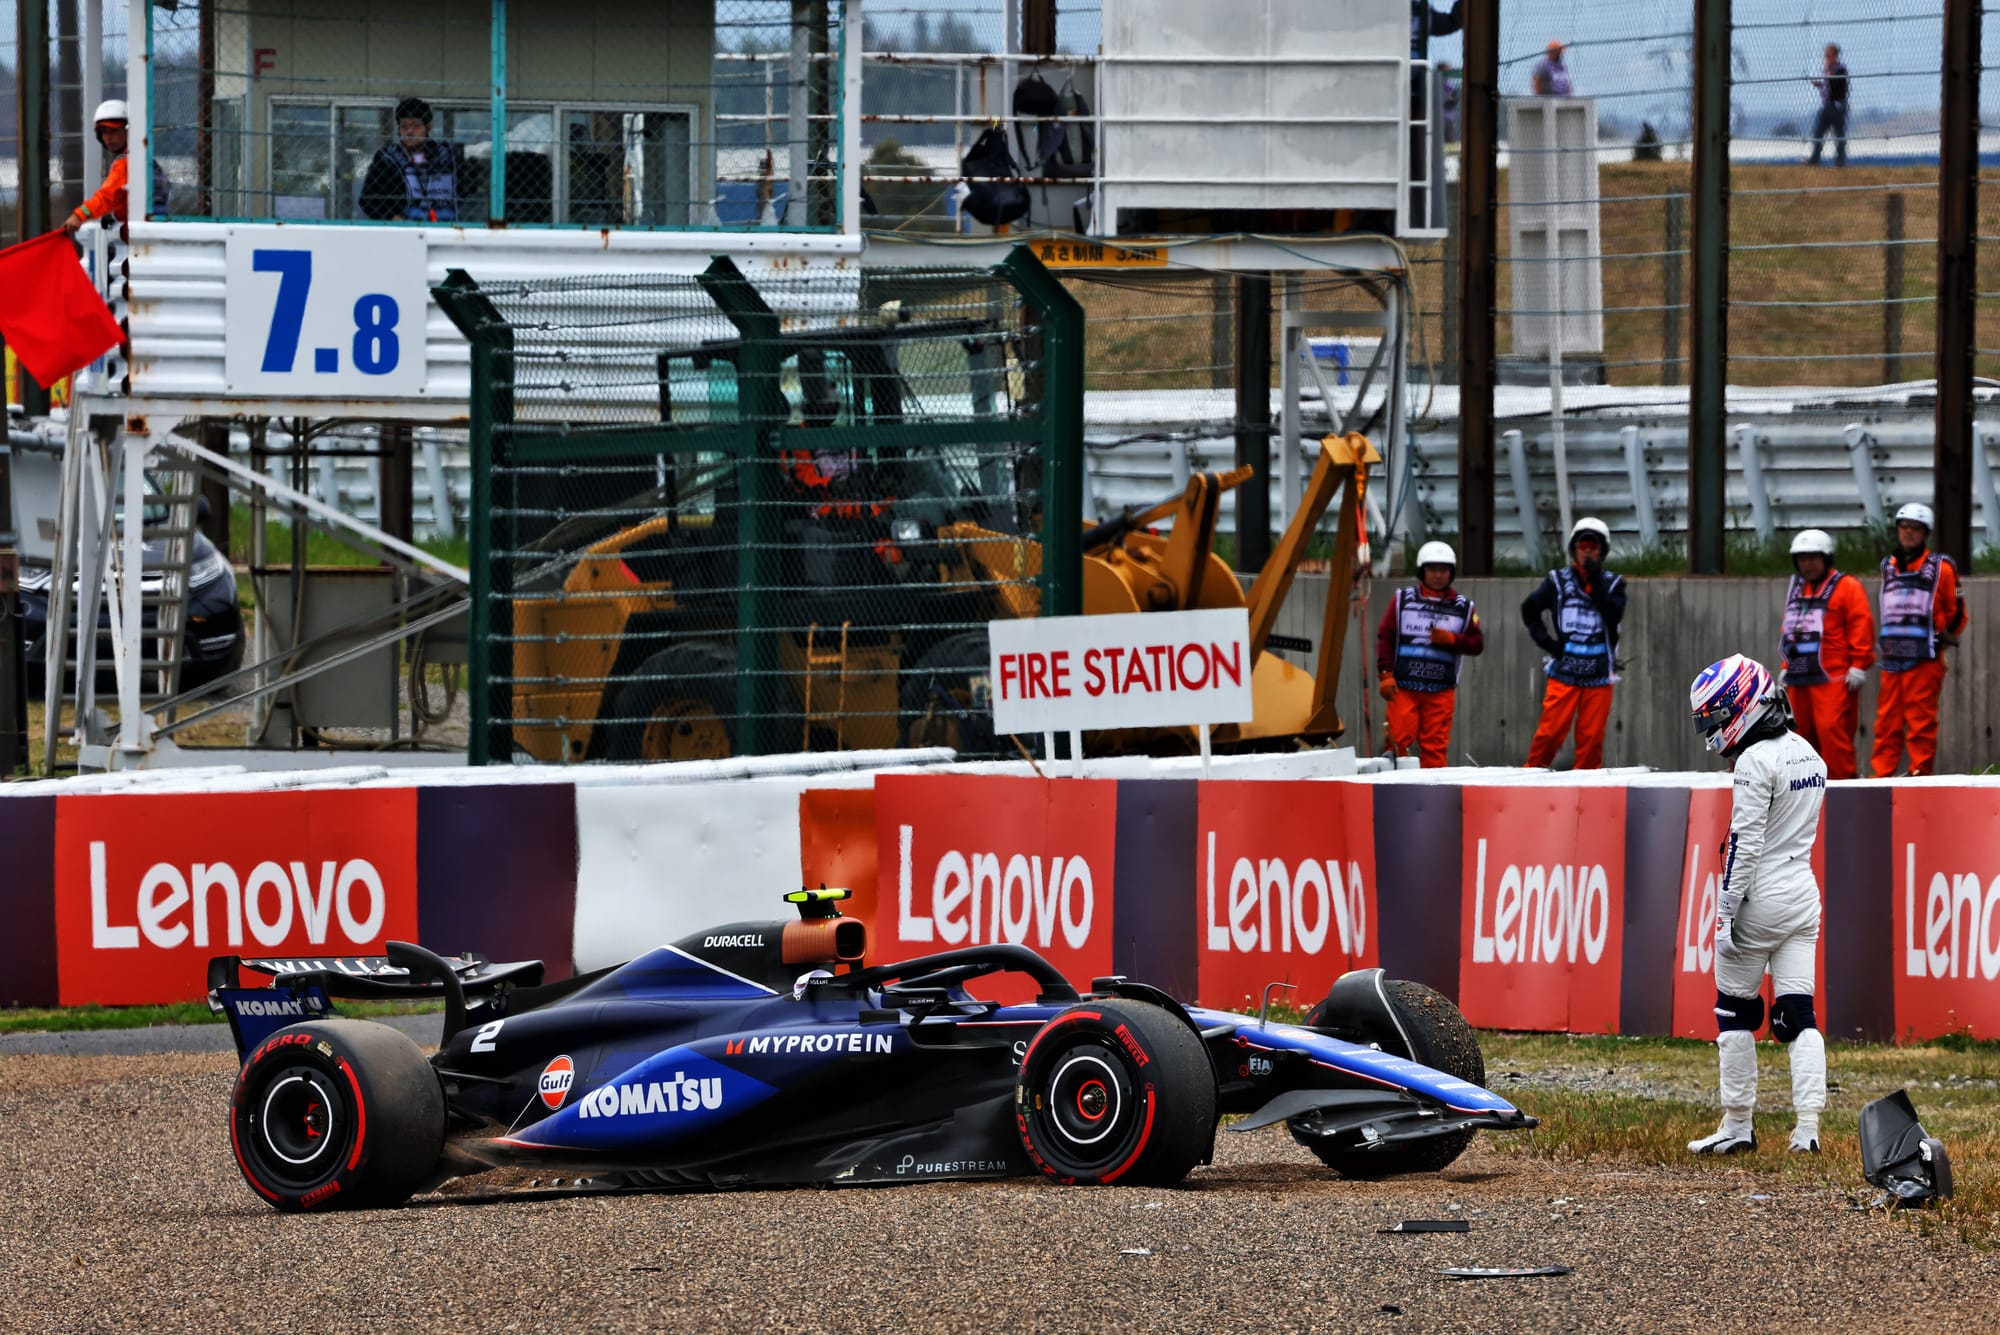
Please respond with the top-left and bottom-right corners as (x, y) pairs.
(435, 247), (1081, 765)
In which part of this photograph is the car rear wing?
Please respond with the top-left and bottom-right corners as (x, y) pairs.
(208, 940), (545, 1060)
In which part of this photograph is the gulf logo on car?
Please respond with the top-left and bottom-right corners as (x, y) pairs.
(539, 1055), (576, 1109)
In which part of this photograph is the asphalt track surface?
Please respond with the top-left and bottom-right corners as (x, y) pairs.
(5, 1036), (1999, 1333)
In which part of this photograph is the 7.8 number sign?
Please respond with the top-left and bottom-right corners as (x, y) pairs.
(224, 229), (427, 397)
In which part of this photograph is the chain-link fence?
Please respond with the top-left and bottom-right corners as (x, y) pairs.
(435, 250), (1081, 765)
(142, 0), (847, 229)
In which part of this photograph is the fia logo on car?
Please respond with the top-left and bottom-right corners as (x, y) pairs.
(539, 1055), (575, 1109)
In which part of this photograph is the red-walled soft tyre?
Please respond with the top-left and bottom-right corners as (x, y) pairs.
(1015, 999), (1215, 1187)
(230, 1019), (445, 1212)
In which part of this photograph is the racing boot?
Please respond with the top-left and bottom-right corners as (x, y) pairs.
(1788, 1029), (1826, 1155)
(1689, 1121), (1757, 1155)
(1690, 1030), (1758, 1155)
(1789, 1123), (1821, 1154)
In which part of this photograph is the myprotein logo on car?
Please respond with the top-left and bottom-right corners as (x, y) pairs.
(1457, 788), (1626, 1034)
(53, 790), (418, 1006)
(730, 1032), (894, 1056)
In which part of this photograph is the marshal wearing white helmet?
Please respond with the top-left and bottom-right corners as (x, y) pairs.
(1687, 654), (1829, 1155)
(64, 98), (169, 233)
(1779, 529), (1874, 779)
(1520, 517), (1625, 769)
(1872, 501), (1967, 777)
(1375, 540), (1484, 767)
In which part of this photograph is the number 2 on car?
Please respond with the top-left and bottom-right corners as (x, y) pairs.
(224, 230), (427, 397)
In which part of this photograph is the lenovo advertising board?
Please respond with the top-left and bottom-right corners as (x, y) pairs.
(1195, 780), (1377, 1012)
(53, 790), (419, 1005)
(874, 774), (1116, 1002)
(1459, 786), (1626, 1033)
(1670, 785), (1827, 1040)
(1891, 788), (2000, 1039)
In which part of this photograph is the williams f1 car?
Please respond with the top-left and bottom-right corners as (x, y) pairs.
(208, 889), (1535, 1211)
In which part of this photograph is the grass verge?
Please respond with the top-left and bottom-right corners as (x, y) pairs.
(1483, 1031), (2000, 1248)
(0, 999), (443, 1033)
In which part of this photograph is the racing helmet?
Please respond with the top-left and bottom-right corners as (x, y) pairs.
(1789, 528), (1835, 559)
(1894, 502), (1934, 533)
(1690, 654), (1783, 755)
(1567, 516), (1611, 556)
(1415, 540), (1457, 576)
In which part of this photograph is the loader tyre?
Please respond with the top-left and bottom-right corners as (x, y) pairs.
(900, 632), (996, 755)
(231, 1019), (445, 1211)
(1291, 979), (1485, 1178)
(610, 642), (737, 761)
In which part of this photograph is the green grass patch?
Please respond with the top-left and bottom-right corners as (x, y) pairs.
(1483, 1031), (2000, 1247)
(226, 504), (471, 573)
(0, 998), (443, 1033)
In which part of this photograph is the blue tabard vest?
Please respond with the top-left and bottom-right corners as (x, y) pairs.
(1390, 586), (1474, 693)
(1780, 571), (1844, 687)
(1544, 567), (1615, 686)
(1879, 552), (1944, 672)
(386, 142), (458, 221)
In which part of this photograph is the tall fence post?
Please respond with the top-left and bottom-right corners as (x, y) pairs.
(1663, 195), (1684, 388)
(14, 0), (53, 416)
(1884, 192), (1905, 386)
(1936, 0), (1980, 562)
(1456, 0), (1499, 576)
(1234, 273), (1273, 572)
(1688, 0), (1731, 574)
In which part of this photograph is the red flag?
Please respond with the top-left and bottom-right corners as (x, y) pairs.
(0, 231), (125, 390)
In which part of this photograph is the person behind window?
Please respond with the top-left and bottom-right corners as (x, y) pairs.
(63, 99), (170, 233)
(359, 97), (466, 222)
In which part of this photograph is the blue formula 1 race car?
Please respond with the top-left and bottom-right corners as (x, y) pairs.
(207, 890), (1535, 1211)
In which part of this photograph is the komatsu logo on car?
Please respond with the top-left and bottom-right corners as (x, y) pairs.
(739, 1032), (893, 1056)
(232, 997), (309, 1018)
(703, 934), (764, 949)
(577, 1072), (724, 1118)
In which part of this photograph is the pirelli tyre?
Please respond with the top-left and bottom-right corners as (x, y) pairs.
(230, 1019), (446, 1212)
(1292, 979), (1486, 1178)
(1015, 999), (1215, 1187)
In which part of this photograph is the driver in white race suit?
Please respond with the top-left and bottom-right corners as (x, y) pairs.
(1687, 654), (1829, 1155)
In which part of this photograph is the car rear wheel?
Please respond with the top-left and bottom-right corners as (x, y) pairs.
(1291, 979), (1485, 1178)
(1016, 999), (1214, 1187)
(231, 1018), (445, 1212)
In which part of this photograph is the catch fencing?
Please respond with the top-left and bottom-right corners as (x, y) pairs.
(435, 250), (1083, 766)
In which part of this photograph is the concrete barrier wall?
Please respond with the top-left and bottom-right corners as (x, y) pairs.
(1280, 574), (1999, 774)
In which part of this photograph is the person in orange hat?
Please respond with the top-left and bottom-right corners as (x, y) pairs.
(1778, 529), (1873, 780)
(1871, 503), (1966, 777)
(1377, 540), (1484, 767)
(1531, 40), (1574, 96)
(63, 100), (169, 233)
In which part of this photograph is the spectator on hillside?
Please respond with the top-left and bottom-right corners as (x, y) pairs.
(1530, 40), (1573, 96)
(1809, 44), (1850, 167)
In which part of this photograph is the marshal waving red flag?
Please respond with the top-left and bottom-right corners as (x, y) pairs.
(0, 232), (124, 389)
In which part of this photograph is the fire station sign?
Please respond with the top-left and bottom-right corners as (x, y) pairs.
(987, 608), (1254, 735)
